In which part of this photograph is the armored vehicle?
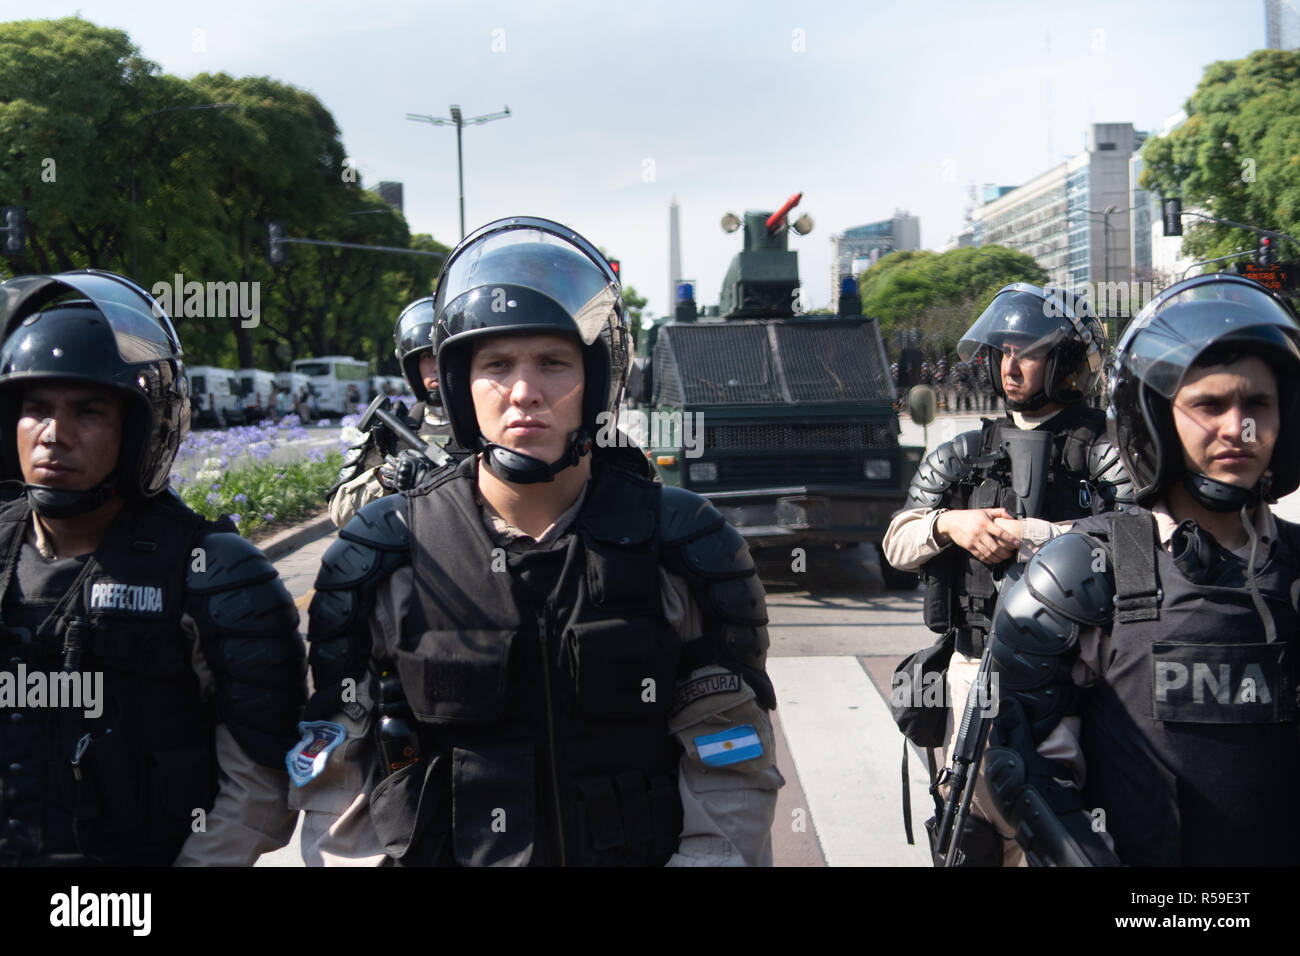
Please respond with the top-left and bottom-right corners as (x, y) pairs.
(626, 194), (923, 587)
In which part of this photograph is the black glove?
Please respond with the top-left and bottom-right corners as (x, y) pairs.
(378, 449), (435, 491)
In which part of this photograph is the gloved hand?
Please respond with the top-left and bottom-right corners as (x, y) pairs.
(378, 449), (435, 491)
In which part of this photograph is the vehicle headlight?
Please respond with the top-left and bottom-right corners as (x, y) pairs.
(688, 462), (718, 483)
(864, 459), (891, 479)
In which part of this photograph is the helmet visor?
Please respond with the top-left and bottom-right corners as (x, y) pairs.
(957, 284), (1073, 361)
(395, 301), (436, 360)
(434, 224), (619, 346)
(1, 272), (181, 367)
(1116, 277), (1300, 398)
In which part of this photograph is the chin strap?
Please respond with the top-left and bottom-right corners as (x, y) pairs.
(1180, 470), (1264, 514)
(25, 481), (116, 519)
(480, 428), (592, 485)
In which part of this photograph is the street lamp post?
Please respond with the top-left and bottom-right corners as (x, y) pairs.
(1070, 203), (1139, 349)
(130, 103), (236, 279)
(406, 105), (511, 239)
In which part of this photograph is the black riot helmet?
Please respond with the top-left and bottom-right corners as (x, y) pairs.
(958, 283), (1104, 411)
(1109, 272), (1300, 509)
(433, 217), (628, 484)
(393, 296), (438, 402)
(0, 271), (188, 517)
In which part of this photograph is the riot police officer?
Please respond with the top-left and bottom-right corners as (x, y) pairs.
(0, 270), (305, 865)
(982, 273), (1300, 866)
(882, 283), (1130, 866)
(291, 218), (782, 866)
(327, 297), (464, 527)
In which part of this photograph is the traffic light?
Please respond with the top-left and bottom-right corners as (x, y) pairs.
(607, 258), (620, 280)
(1258, 236), (1276, 266)
(267, 220), (286, 266)
(2, 205), (26, 256)
(1161, 197), (1183, 237)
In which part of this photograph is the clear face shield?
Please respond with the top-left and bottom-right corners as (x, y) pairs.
(433, 224), (622, 348)
(957, 284), (1074, 362)
(1116, 276), (1300, 399)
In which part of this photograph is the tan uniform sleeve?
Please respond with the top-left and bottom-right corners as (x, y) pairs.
(1017, 518), (1074, 562)
(328, 465), (388, 529)
(172, 613), (297, 866)
(660, 569), (783, 867)
(881, 506), (949, 571)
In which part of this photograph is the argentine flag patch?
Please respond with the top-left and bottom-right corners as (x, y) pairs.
(694, 725), (762, 767)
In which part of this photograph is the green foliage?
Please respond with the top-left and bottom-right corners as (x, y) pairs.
(0, 17), (449, 373)
(178, 452), (342, 536)
(856, 245), (1047, 357)
(1141, 49), (1300, 263)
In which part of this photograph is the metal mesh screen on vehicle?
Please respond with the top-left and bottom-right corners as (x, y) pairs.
(774, 323), (893, 401)
(704, 422), (895, 451)
(654, 320), (893, 406)
(657, 324), (783, 405)
(651, 333), (681, 406)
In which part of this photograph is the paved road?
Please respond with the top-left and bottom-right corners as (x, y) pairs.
(256, 410), (1300, 866)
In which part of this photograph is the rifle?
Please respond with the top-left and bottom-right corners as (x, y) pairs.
(357, 394), (451, 467)
(933, 647), (994, 865)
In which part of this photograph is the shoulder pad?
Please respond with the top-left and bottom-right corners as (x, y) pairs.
(905, 428), (981, 509)
(1021, 532), (1115, 627)
(338, 493), (410, 550)
(988, 533), (1111, 735)
(671, 517), (755, 581)
(989, 533), (1113, 694)
(187, 538), (304, 767)
(660, 485), (725, 546)
(1087, 436), (1135, 506)
(703, 572), (768, 627)
(187, 532), (277, 594)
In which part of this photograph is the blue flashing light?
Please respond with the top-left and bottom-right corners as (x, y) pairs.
(677, 283), (694, 302)
(840, 276), (858, 295)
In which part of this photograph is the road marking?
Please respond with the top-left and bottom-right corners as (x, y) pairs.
(767, 656), (934, 866)
(295, 589), (314, 612)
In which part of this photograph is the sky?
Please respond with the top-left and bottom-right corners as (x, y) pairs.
(2, 0), (1273, 316)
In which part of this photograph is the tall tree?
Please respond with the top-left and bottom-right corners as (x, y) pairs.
(1141, 49), (1300, 264)
(857, 245), (1046, 358)
(0, 19), (450, 372)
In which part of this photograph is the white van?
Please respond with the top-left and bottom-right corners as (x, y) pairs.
(291, 356), (370, 416)
(187, 366), (245, 428)
(237, 369), (278, 421)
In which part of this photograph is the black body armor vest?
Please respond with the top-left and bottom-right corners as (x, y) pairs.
(1070, 511), (1300, 866)
(367, 458), (684, 866)
(924, 405), (1107, 656)
(0, 496), (220, 866)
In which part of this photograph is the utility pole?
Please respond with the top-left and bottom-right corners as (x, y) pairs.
(406, 105), (512, 239)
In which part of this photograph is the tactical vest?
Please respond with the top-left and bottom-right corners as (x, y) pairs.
(410, 402), (457, 451)
(367, 459), (684, 866)
(0, 496), (220, 865)
(1070, 511), (1300, 866)
(924, 404), (1107, 657)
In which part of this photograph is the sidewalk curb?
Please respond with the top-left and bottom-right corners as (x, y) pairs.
(260, 513), (335, 561)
